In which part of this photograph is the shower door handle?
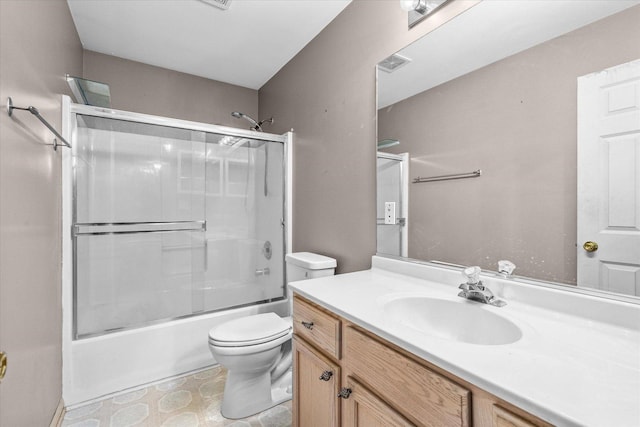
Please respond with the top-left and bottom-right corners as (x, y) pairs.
(204, 238), (208, 272)
(73, 221), (205, 235)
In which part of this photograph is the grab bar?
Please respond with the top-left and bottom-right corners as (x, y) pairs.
(413, 169), (481, 183)
(6, 97), (72, 150)
(73, 221), (205, 236)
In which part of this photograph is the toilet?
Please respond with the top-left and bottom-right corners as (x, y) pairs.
(208, 252), (337, 419)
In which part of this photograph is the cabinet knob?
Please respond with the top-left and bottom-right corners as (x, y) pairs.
(337, 388), (352, 399)
(319, 370), (333, 381)
(301, 321), (314, 330)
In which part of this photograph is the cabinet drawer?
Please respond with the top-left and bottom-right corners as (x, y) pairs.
(492, 405), (541, 427)
(344, 325), (470, 427)
(293, 296), (341, 359)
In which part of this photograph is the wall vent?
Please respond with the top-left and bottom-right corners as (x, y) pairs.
(199, 0), (232, 10)
(378, 54), (412, 73)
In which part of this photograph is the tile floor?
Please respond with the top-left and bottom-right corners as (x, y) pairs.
(62, 367), (292, 427)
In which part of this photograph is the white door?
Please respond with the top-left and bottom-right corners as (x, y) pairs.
(577, 59), (640, 296)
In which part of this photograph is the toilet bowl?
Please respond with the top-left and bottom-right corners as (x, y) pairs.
(207, 252), (336, 419)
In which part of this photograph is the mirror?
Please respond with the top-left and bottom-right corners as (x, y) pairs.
(376, 1), (640, 299)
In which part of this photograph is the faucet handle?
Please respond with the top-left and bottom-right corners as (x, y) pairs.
(462, 266), (481, 285)
(498, 260), (516, 276)
(458, 283), (471, 291)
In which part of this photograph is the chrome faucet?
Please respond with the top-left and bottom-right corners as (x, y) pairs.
(458, 266), (506, 307)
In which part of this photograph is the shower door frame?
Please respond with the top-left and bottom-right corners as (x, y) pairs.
(376, 151), (409, 258)
(60, 95), (293, 404)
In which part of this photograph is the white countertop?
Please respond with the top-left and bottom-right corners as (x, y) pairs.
(289, 257), (640, 427)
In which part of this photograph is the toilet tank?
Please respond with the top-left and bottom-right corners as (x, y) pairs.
(285, 252), (337, 283)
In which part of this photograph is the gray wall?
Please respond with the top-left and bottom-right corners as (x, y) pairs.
(259, 0), (478, 273)
(83, 50), (258, 128)
(378, 6), (640, 284)
(0, 0), (83, 425)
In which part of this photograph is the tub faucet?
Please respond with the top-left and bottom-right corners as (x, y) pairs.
(458, 266), (506, 307)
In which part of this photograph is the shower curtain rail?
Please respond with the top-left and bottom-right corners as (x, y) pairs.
(6, 97), (72, 150)
(413, 169), (481, 183)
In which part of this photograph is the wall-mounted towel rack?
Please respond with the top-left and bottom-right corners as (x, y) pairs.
(6, 97), (71, 150)
(413, 169), (481, 183)
(376, 217), (406, 226)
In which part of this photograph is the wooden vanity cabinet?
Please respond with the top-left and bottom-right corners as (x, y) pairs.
(292, 295), (552, 427)
(292, 296), (343, 427)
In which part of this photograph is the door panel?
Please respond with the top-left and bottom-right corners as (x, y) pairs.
(342, 376), (414, 427)
(293, 337), (340, 427)
(577, 59), (640, 295)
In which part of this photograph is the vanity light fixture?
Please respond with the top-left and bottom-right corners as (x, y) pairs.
(400, 0), (449, 28)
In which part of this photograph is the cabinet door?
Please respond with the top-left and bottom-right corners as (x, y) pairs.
(293, 337), (340, 427)
(342, 376), (415, 427)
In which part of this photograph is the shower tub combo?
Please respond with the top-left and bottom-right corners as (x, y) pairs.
(61, 96), (292, 406)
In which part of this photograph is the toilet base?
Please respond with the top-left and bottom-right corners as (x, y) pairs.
(271, 368), (293, 407)
(221, 368), (292, 419)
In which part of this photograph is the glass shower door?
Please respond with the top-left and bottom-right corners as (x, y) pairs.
(199, 135), (285, 312)
(73, 116), (207, 338)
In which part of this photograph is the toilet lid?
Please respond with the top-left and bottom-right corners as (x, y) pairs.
(208, 313), (292, 347)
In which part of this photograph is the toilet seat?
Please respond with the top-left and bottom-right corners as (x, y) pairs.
(209, 313), (292, 347)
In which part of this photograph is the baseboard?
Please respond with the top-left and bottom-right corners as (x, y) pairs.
(49, 398), (65, 427)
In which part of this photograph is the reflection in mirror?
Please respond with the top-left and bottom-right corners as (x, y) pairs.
(376, 1), (640, 298)
(377, 152), (409, 257)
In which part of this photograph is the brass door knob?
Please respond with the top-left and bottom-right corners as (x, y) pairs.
(0, 352), (7, 381)
(583, 241), (598, 252)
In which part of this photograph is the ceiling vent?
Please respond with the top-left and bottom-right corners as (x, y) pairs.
(199, 0), (232, 10)
(378, 54), (412, 73)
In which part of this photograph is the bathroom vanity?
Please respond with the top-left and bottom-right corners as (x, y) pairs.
(290, 256), (640, 427)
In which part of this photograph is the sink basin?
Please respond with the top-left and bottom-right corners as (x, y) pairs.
(383, 297), (522, 345)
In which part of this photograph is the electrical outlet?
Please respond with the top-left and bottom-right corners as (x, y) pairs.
(384, 202), (396, 225)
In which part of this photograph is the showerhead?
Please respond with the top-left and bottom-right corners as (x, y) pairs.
(231, 111), (260, 130)
(231, 112), (273, 132)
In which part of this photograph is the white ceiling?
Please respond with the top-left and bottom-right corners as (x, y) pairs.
(67, 0), (351, 90)
(378, 0), (640, 108)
